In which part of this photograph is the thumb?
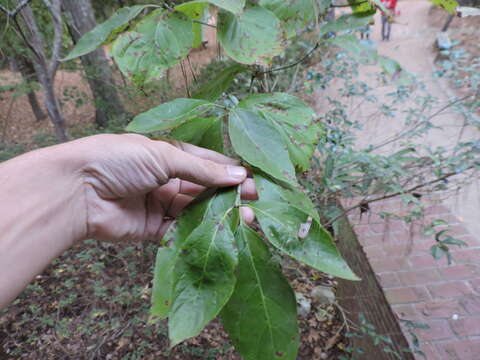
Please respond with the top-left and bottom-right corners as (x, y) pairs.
(159, 142), (247, 187)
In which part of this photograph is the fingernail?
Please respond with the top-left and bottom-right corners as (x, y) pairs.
(227, 166), (247, 180)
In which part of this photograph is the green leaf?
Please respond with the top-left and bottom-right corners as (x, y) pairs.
(150, 189), (222, 319)
(328, 35), (402, 75)
(207, 0), (246, 14)
(192, 64), (247, 102)
(377, 56), (401, 76)
(328, 34), (377, 62)
(228, 108), (297, 186)
(112, 9), (193, 85)
(430, 0), (458, 14)
(127, 98), (213, 133)
(250, 200), (358, 280)
(63, 5), (150, 61)
(217, 6), (284, 65)
(151, 247), (176, 318)
(317, 0), (333, 14)
(168, 190), (237, 346)
(348, 0), (376, 15)
(177, 0), (246, 15)
(320, 13), (373, 36)
(222, 224), (299, 360)
(239, 93), (320, 171)
(260, 0), (317, 38)
(254, 174), (320, 224)
(175, 1), (208, 48)
(171, 116), (224, 153)
(430, 244), (447, 260)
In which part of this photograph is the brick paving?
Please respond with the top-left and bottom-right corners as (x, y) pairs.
(346, 198), (480, 359)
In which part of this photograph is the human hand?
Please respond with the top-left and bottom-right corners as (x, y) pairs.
(75, 134), (257, 242)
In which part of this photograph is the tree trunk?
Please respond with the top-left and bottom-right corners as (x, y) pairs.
(63, 0), (125, 128)
(15, 56), (47, 121)
(35, 64), (69, 142)
(19, 2), (69, 142)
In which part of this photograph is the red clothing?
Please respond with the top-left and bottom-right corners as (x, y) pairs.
(381, 0), (398, 9)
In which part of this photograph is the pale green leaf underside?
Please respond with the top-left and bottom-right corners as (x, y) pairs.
(251, 200), (359, 280)
(127, 98), (212, 133)
(217, 6), (284, 65)
(228, 108), (297, 186)
(222, 225), (299, 360)
(63, 5), (150, 61)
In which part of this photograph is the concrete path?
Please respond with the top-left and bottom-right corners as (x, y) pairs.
(322, 0), (480, 358)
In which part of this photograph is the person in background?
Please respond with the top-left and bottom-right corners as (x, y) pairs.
(381, 0), (398, 41)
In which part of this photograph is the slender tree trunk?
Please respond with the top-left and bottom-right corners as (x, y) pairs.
(33, 61), (68, 141)
(63, 0), (125, 128)
(15, 55), (47, 121)
(19, 1), (69, 142)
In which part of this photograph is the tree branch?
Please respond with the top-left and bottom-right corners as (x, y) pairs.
(261, 42), (320, 74)
(326, 169), (473, 226)
(0, 0), (34, 17)
(42, 0), (62, 76)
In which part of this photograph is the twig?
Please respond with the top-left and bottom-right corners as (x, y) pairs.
(42, 0), (62, 77)
(186, 54), (197, 83)
(179, 60), (190, 97)
(192, 19), (216, 28)
(261, 42), (319, 74)
(326, 170), (468, 226)
(0, 0), (33, 17)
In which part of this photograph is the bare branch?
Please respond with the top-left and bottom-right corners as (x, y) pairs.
(11, 0), (34, 17)
(0, 4), (10, 14)
(0, 0), (35, 17)
(326, 169), (473, 226)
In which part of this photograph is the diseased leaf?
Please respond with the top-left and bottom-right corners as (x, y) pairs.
(192, 64), (247, 102)
(250, 200), (358, 280)
(168, 190), (237, 346)
(63, 5), (150, 61)
(222, 225), (299, 360)
(151, 247), (176, 318)
(171, 116), (224, 153)
(239, 93), (320, 171)
(320, 13), (373, 36)
(112, 9), (193, 85)
(260, 0), (316, 38)
(126, 98), (213, 133)
(254, 174), (320, 223)
(217, 6), (283, 65)
(175, 1), (208, 48)
(228, 108), (297, 186)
